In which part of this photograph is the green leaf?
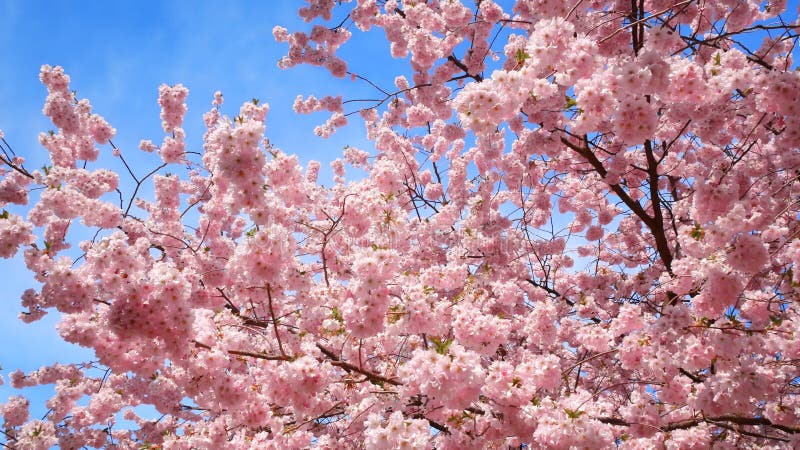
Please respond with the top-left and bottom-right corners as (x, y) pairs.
(429, 336), (453, 355)
(690, 223), (704, 240)
(565, 408), (584, 419)
(564, 95), (578, 109)
(0, 210), (8, 220)
(387, 305), (404, 324)
(515, 48), (530, 65)
(447, 414), (463, 424)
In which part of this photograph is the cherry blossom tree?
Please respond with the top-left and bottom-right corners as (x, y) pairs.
(2, 0), (800, 448)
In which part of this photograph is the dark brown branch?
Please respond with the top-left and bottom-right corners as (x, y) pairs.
(181, 180), (213, 219)
(412, 413), (449, 434)
(124, 162), (168, 216)
(709, 416), (800, 434)
(196, 340), (295, 362)
(192, 339), (212, 349)
(316, 343), (401, 386)
(560, 136), (652, 224)
(678, 367), (705, 383)
(599, 0), (693, 45)
(561, 135), (676, 273)
(712, 420), (790, 442)
(108, 140), (139, 183)
(526, 278), (566, 302)
(597, 415), (800, 434)
(447, 55), (483, 82)
(266, 283), (287, 357)
(644, 140), (673, 273)
(228, 349), (293, 361)
(0, 154), (35, 179)
(218, 287), (272, 328)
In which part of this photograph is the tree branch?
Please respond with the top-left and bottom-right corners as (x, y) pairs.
(596, 414), (800, 434)
(228, 349), (293, 361)
(644, 140), (673, 273)
(316, 343), (401, 386)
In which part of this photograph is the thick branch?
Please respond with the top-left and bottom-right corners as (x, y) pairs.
(597, 415), (800, 434)
(447, 55), (484, 82)
(560, 136), (652, 223)
(644, 140), (673, 272)
(194, 340), (291, 361)
(228, 349), (293, 361)
(411, 413), (449, 434)
(678, 367), (704, 383)
(316, 343), (401, 386)
(315, 344), (452, 433)
(218, 287), (272, 328)
(526, 278), (564, 301)
(561, 136), (674, 273)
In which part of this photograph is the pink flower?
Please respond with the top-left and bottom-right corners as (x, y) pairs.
(1, 396), (29, 427)
(695, 266), (742, 317)
(16, 420), (58, 450)
(613, 96), (658, 145)
(158, 84), (189, 133)
(727, 234), (769, 273)
(0, 213), (34, 258)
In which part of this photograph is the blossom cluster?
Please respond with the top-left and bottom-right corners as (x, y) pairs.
(1, 0), (799, 448)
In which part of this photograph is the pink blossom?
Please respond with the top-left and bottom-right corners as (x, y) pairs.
(159, 127), (186, 163)
(0, 213), (34, 258)
(363, 412), (429, 449)
(86, 114), (115, 143)
(695, 266), (742, 317)
(158, 83), (189, 132)
(613, 96), (658, 145)
(16, 420), (58, 450)
(727, 233), (769, 273)
(138, 139), (157, 152)
(1, 396), (29, 427)
(1, 3), (799, 448)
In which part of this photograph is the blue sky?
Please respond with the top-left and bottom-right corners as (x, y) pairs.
(0, 0), (399, 419)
